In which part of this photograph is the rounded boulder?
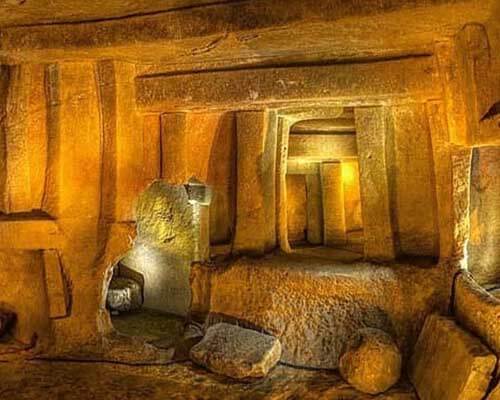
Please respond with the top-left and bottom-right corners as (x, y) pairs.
(339, 328), (402, 394)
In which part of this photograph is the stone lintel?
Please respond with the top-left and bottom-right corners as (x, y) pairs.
(136, 56), (440, 112)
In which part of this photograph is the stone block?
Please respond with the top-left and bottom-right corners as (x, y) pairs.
(409, 314), (497, 400)
(190, 323), (282, 380)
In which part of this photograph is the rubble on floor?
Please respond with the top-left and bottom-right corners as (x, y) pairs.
(190, 322), (282, 380)
(339, 327), (402, 395)
(409, 314), (497, 400)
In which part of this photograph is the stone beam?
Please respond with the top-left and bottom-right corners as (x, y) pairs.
(0, 0), (493, 65)
(288, 134), (357, 161)
(291, 118), (356, 134)
(355, 107), (396, 261)
(136, 56), (440, 112)
(286, 161), (320, 175)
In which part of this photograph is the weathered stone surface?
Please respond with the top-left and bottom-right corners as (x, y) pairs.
(194, 255), (452, 369)
(339, 328), (402, 395)
(190, 323), (282, 380)
(106, 277), (143, 313)
(454, 272), (500, 356)
(0, 310), (15, 337)
(409, 313), (497, 400)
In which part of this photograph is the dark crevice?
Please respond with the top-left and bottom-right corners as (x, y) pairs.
(481, 101), (500, 121)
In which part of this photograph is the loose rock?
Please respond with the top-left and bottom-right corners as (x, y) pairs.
(190, 323), (282, 380)
(339, 327), (402, 395)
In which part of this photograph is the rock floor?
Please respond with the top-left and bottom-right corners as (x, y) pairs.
(0, 360), (417, 400)
(111, 308), (185, 348)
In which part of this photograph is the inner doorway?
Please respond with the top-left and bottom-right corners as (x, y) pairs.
(285, 109), (364, 260)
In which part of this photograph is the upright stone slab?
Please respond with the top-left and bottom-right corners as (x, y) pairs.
(409, 314), (497, 400)
(391, 104), (439, 257)
(305, 174), (323, 245)
(354, 107), (395, 261)
(321, 162), (346, 246)
(233, 111), (276, 255)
